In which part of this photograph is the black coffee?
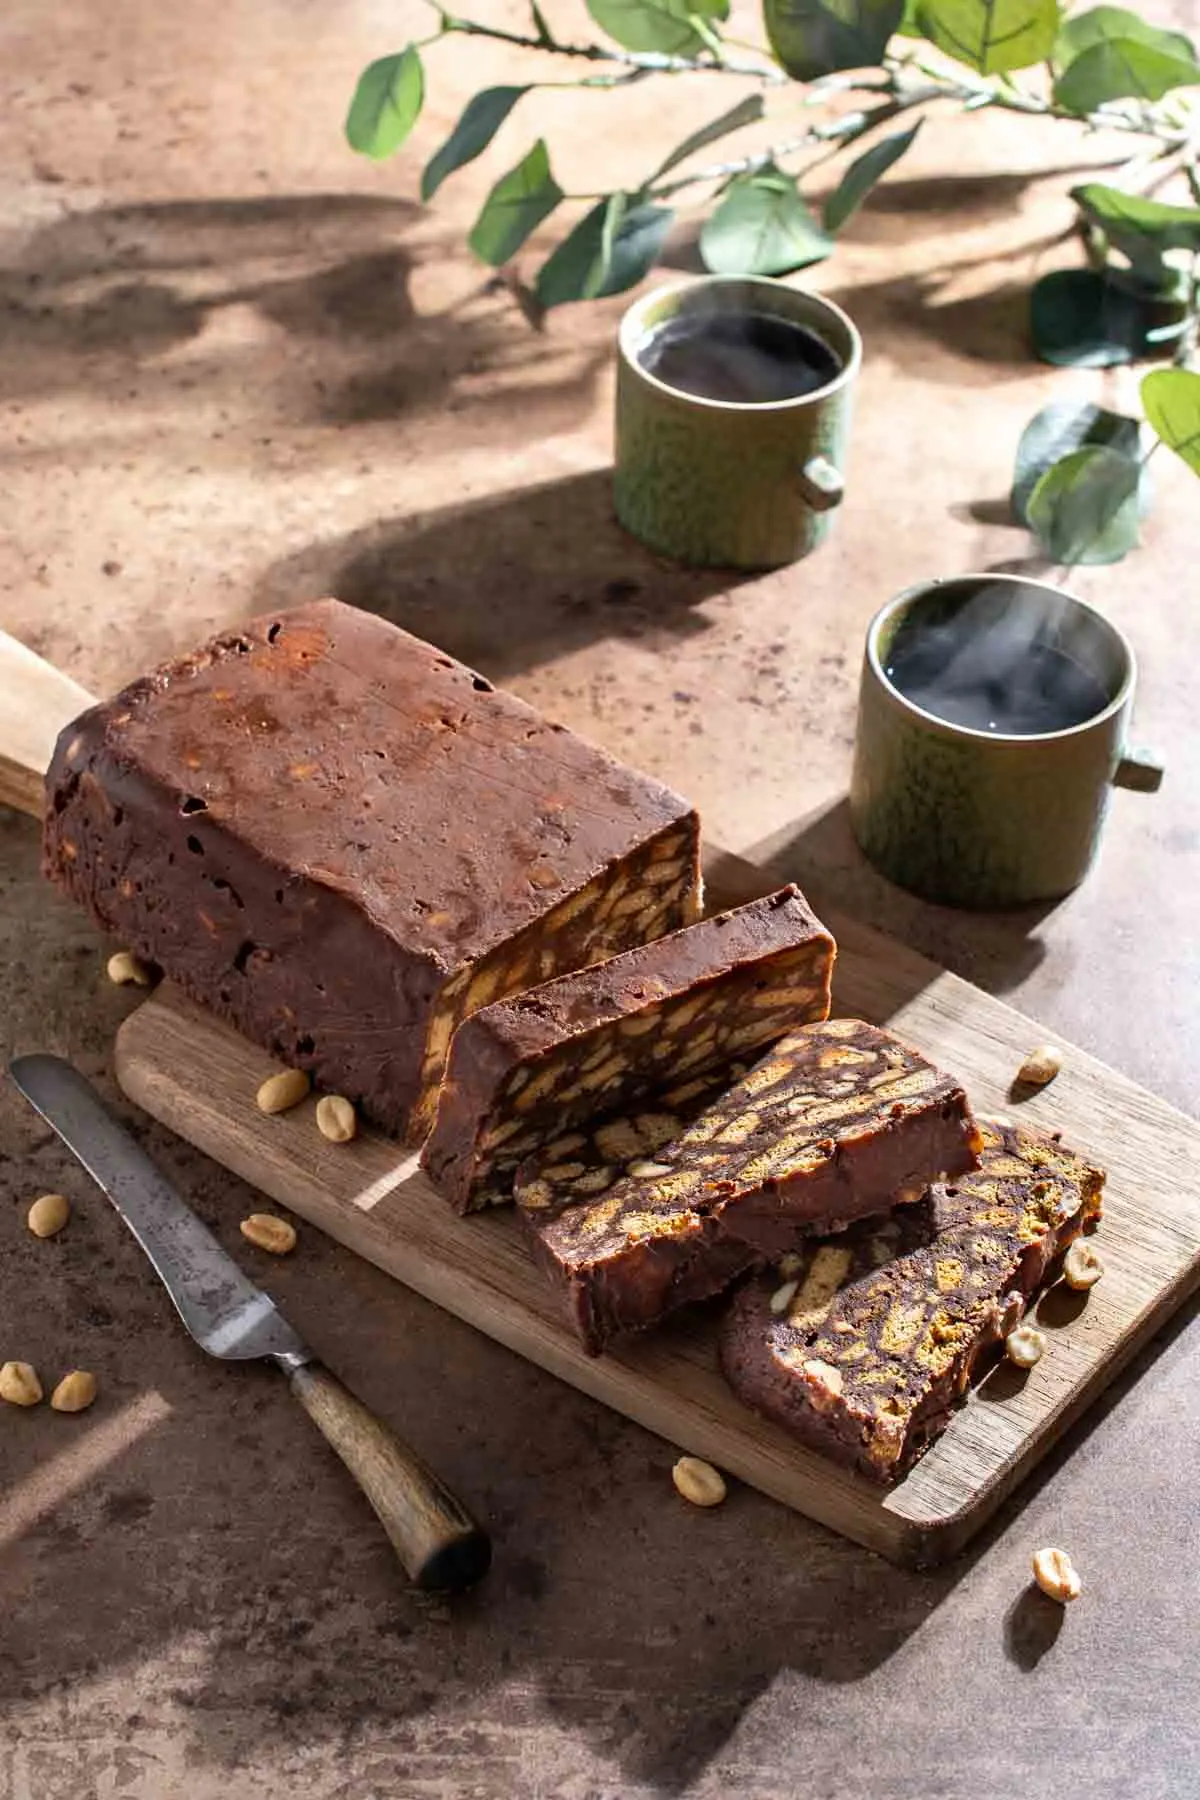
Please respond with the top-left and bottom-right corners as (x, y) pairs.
(885, 613), (1111, 736)
(638, 310), (843, 404)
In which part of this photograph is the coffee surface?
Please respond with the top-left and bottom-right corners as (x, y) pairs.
(885, 617), (1112, 735)
(638, 311), (843, 404)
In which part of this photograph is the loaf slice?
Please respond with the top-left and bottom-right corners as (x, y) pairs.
(720, 1119), (1105, 1483)
(422, 884), (835, 1212)
(516, 1019), (982, 1354)
(43, 600), (701, 1142)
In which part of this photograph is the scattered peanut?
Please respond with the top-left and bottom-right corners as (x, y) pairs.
(316, 1094), (357, 1144)
(27, 1192), (70, 1238)
(672, 1455), (727, 1508)
(1063, 1238), (1104, 1291)
(240, 1213), (298, 1255)
(1005, 1324), (1047, 1369)
(628, 1160), (673, 1179)
(1032, 1546), (1082, 1603)
(1017, 1045), (1062, 1087)
(107, 949), (154, 988)
(255, 1068), (311, 1115)
(770, 1279), (799, 1315)
(0, 1361), (43, 1407)
(50, 1370), (98, 1414)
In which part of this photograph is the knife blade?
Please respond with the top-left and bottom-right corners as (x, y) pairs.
(10, 1054), (491, 1592)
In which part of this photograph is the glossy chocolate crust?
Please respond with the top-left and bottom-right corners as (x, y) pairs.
(516, 1020), (982, 1354)
(719, 1119), (1105, 1484)
(422, 884), (835, 1213)
(42, 600), (700, 1139)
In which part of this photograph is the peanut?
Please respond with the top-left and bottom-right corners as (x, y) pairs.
(770, 1279), (799, 1315)
(240, 1213), (297, 1255)
(50, 1370), (97, 1413)
(671, 1455), (727, 1508)
(628, 1160), (673, 1178)
(255, 1068), (311, 1115)
(1062, 1238), (1104, 1291)
(1031, 1546), (1082, 1603)
(27, 1193), (70, 1238)
(315, 1094), (357, 1143)
(1017, 1045), (1062, 1087)
(107, 949), (154, 987)
(0, 1361), (43, 1406)
(1005, 1324), (1047, 1369)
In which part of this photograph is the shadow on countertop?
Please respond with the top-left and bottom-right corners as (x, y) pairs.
(252, 469), (746, 685)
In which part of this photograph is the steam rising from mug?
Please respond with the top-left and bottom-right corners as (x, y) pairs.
(883, 581), (1112, 736)
(637, 308), (844, 407)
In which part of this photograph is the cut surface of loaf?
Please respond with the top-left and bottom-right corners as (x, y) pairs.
(720, 1119), (1105, 1483)
(516, 1019), (982, 1353)
(42, 600), (700, 1141)
(422, 884), (835, 1212)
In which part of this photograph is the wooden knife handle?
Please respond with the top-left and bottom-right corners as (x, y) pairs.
(287, 1361), (491, 1591)
(0, 629), (95, 820)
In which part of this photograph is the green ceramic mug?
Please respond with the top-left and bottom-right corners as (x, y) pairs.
(614, 276), (862, 569)
(849, 573), (1164, 909)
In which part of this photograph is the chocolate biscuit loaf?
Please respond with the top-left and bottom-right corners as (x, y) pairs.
(516, 1019), (982, 1353)
(720, 1120), (1105, 1483)
(422, 884), (835, 1212)
(43, 601), (701, 1141)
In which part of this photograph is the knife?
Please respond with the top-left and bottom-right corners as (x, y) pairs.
(10, 1054), (491, 1592)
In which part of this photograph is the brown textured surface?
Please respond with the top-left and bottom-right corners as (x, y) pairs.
(422, 884), (833, 1211)
(42, 599), (699, 1138)
(721, 1120), (1105, 1482)
(516, 1020), (980, 1351)
(3, 0), (1200, 1793)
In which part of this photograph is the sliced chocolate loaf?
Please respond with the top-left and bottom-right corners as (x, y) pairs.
(43, 600), (701, 1142)
(422, 884), (835, 1212)
(720, 1119), (1105, 1483)
(516, 1019), (982, 1353)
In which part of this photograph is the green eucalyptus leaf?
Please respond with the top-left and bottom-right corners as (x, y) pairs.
(422, 87), (530, 202)
(535, 195), (675, 306)
(345, 48), (425, 160)
(916, 0), (1059, 73)
(1026, 444), (1142, 564)
(1012, 400), (1143, 524)
(651, 94), (765, 183)
(1072, 182), (1200, 279)
(1055, 6), (1196, 65)
(822, 121), (921, 234)
(700, 163), (833, 276)
(1029, 268), (1151, 366)
(764, 0), (904, 80)
(1053, 8), (1200, 112)
(468, 140), (564, 267)
(1141, 367), (1200, 477)
(586, 0), (729, 57)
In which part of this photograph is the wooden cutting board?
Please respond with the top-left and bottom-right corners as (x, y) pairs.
(113, 850), (1200, 1566)
(5, 628), (1198, 1564)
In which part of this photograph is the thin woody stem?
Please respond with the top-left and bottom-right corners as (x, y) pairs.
(439, 12), (785, 81)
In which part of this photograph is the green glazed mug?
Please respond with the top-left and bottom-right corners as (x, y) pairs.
(614, 276), (862, 569)
(849, 573), (1164, 909)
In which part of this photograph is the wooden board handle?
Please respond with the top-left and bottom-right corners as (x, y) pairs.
(0, 629), (95, 819)
(288, 1361), (491, 1591)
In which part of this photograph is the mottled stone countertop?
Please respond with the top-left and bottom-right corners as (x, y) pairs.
(1, 1), (1197, 1795)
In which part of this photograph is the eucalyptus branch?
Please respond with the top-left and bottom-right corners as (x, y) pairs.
(439, 11), (785, 81)
(650, 133), (824, 197)
(648, 87), (942, 198)
(894, 53), (1195, 146)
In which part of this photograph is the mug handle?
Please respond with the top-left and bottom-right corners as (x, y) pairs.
(797, 456), (844, 511)
(1113, 746), (1164, 793)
